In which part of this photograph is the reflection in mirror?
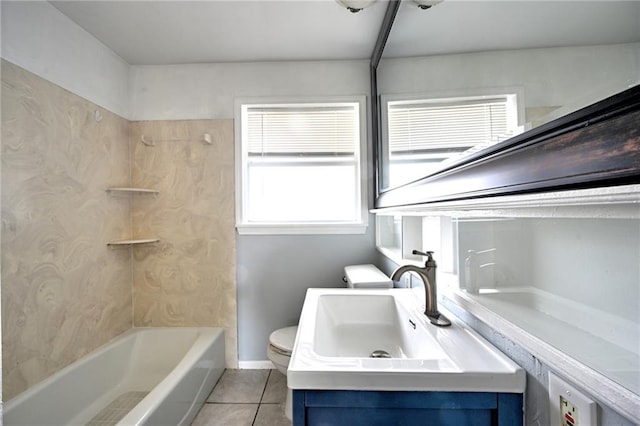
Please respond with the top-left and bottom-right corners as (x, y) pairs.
(377, 1), (640, 192)
(381, 92), (521, 188)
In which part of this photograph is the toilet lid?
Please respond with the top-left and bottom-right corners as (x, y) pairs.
(269, 326), (298, 355)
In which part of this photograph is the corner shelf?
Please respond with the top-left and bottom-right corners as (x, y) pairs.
(106, 187), (159, 194)
(107, 238), (160, 247)
(106, 186), (160, 247)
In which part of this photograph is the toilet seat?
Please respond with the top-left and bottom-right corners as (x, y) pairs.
(268, 326), (297, 356)
(267, 326), (298, 421)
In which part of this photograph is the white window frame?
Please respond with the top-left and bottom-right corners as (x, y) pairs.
(235, 96), (369, 235)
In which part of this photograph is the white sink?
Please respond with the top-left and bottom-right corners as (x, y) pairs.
(288, 288), (525, 393)
(313, 293), (451, 362)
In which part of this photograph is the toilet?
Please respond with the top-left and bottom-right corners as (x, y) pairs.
(267, 325), (298, 376)
(266, 326), (298, 419)
(342, 264), (395, 289)
(267, 264), (392, 419)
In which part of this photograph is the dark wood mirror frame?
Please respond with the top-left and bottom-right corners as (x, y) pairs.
(371, 1), (640, 209)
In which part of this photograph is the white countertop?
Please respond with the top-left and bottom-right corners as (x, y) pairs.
(287, 288), (525, 393)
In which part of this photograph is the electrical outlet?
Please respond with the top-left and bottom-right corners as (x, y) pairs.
(549, 372), (597, 426)
(560, 394), (580, 426)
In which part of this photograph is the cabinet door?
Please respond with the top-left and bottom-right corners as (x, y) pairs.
(306, 407), (492, 426)
(293, 390), (523, 426)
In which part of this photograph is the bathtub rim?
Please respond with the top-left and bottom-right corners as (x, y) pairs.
(117, 327), (224, 425)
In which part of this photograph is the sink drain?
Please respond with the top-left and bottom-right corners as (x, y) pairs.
(370, 350), (392, 359)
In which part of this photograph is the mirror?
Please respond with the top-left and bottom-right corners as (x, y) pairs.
(376, 1), (640, 193)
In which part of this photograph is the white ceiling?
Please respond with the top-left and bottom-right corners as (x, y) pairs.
(50, 0), (640, 66)
(50, 0), (388, 65)
(385, 1), (640, 58)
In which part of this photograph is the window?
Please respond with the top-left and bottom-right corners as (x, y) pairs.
(235, 98), (368, 235)
(382, 94), (520, 188)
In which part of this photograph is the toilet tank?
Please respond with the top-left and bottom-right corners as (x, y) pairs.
(343, 264), (393, 288)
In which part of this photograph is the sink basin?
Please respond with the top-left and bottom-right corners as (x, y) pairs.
(314, 294), (451, 362)
(288, 288), (525, 393)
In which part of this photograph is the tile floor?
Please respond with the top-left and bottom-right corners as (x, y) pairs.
(191, 369), (291, 426)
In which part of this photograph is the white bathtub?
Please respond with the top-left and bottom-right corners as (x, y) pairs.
(4, 327), (225, 426)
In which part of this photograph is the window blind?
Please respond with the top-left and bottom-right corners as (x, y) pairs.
(246, 105), (357, 155)
(387, 98), (511, 155)
(237, 99), (366, 232)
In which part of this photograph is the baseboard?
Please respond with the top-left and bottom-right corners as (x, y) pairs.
(238, 360), (274, 369)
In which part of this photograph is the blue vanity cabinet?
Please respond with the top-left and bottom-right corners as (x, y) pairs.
(292, 390), (523, 426)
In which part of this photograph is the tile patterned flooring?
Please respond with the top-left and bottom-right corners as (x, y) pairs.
(192, 369), (291, 426)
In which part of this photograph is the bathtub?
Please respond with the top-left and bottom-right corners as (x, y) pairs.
(4, 327), (225, 426)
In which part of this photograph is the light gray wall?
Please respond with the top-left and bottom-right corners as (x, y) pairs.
(1, 1), (130, 118)
(457, 219), (535, 291)
(238, 230), (378, 361)
(529, 218), (640, 323)
(454, 217), (640, 323)
(129, 60), (370, 120)
(377, 43), (640, 129)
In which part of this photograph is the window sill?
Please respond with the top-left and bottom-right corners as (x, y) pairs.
(236, 223), (368, 235)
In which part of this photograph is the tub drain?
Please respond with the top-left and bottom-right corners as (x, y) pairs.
(370, 349), (392, 358)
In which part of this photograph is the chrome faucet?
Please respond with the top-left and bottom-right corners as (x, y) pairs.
(391, 250), (451, 327)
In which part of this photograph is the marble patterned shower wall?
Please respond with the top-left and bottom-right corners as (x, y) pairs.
(1, 60), (133, 400)
(130, 120), (238, 367)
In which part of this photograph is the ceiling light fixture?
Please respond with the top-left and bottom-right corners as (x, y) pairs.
(336, 0), (377, 13)
(411, 0), (443, 10)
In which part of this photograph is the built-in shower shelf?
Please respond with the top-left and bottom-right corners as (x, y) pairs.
(107, 187), (159, 247)
(106, 187), (159, 194)
(107, 238), (160, 247)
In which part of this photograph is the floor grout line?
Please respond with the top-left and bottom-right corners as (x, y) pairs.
(251, 369), (272, 425)
(192, 369), (290, 426)
(260, 369), (272, 404)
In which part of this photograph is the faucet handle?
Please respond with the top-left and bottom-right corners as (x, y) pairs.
(412, 250), (436, 267)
